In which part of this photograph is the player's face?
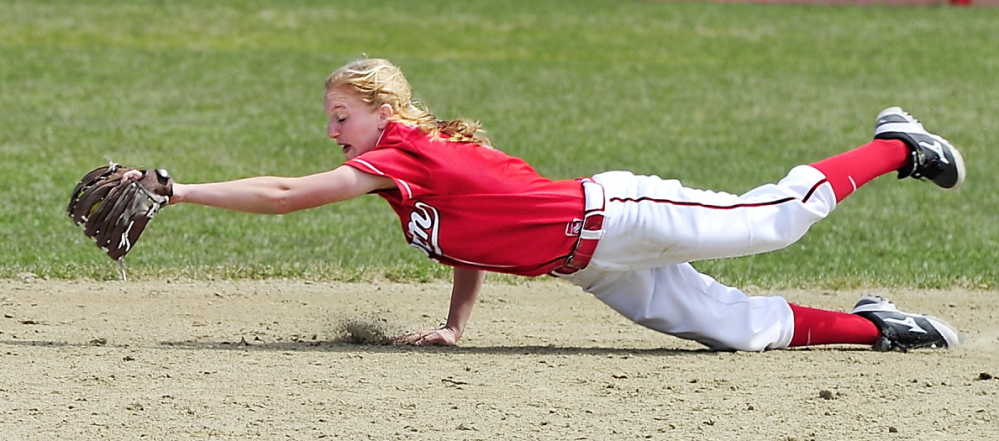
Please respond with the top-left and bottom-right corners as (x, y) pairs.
(324, 87), (387, 160)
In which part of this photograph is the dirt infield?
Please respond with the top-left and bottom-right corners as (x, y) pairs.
(1, 278), (996, 440)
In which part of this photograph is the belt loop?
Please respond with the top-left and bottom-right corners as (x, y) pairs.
(583, 178), (605, 215)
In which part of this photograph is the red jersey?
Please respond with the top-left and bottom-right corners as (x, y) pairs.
(344, 122), (585, 276)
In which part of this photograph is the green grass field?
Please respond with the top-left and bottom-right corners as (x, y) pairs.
(1, 0), (996, 288)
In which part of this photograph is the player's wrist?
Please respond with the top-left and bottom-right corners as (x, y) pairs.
(169, 183), (188, 205)
(442, 323), (464, 339)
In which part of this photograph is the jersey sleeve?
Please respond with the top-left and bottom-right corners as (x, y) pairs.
(344, 148), (427, 201)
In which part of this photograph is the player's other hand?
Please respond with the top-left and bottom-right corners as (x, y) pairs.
(396, 327), (460, 346)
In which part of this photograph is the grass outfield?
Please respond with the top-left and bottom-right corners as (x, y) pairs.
(1, 0), (996, 288)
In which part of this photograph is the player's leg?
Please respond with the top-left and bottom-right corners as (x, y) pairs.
(787, 296), (961, 350)
(566, 262), (796, 351)
(787, 303), (881, 347)
(810, 107), (965, 202)
(587, 108), (964, 270)
(808, 139), (909, 203)
(563, 263), (958, 351)
(589, 165), (837, 269)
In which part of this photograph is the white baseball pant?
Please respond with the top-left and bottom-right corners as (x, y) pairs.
(559, 165), (837, 351)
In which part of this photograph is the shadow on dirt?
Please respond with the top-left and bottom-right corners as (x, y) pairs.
(0, 338), (722, 356)
(1, 338), (873, 355)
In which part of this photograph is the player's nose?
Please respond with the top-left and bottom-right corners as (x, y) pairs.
(327, 121), (340, 139)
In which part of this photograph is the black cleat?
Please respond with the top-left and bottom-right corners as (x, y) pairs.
(852, 295), (962, 352)
(874, 107), (966, 190)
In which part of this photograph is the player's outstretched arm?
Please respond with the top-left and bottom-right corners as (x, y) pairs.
(398, 267), (485, 346)
(170, 165), (394, 214)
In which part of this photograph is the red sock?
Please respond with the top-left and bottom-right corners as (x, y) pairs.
(810, 139), (911, 202)
(788, 303), (881, 347)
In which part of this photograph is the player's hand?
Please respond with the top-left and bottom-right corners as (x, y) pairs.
(396, 327), (460, 346)
(122, 169), (143, 181)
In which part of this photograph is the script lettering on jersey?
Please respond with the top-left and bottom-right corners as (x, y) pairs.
(407, 201), (442, 257)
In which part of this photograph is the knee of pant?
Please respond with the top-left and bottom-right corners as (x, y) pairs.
(712, 336), (784, 352)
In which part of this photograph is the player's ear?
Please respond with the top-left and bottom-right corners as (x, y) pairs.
(376, 103), (395, 129)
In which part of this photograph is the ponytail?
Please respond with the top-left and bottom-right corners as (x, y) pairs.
(326, 58), (491, 147)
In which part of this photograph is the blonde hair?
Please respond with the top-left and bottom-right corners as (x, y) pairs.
(325, 58), (491, 147)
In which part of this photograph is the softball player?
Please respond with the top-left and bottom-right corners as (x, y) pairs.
(169, 58), (964, 352)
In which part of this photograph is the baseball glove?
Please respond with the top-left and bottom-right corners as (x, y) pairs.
(67, 163), (174, 261)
